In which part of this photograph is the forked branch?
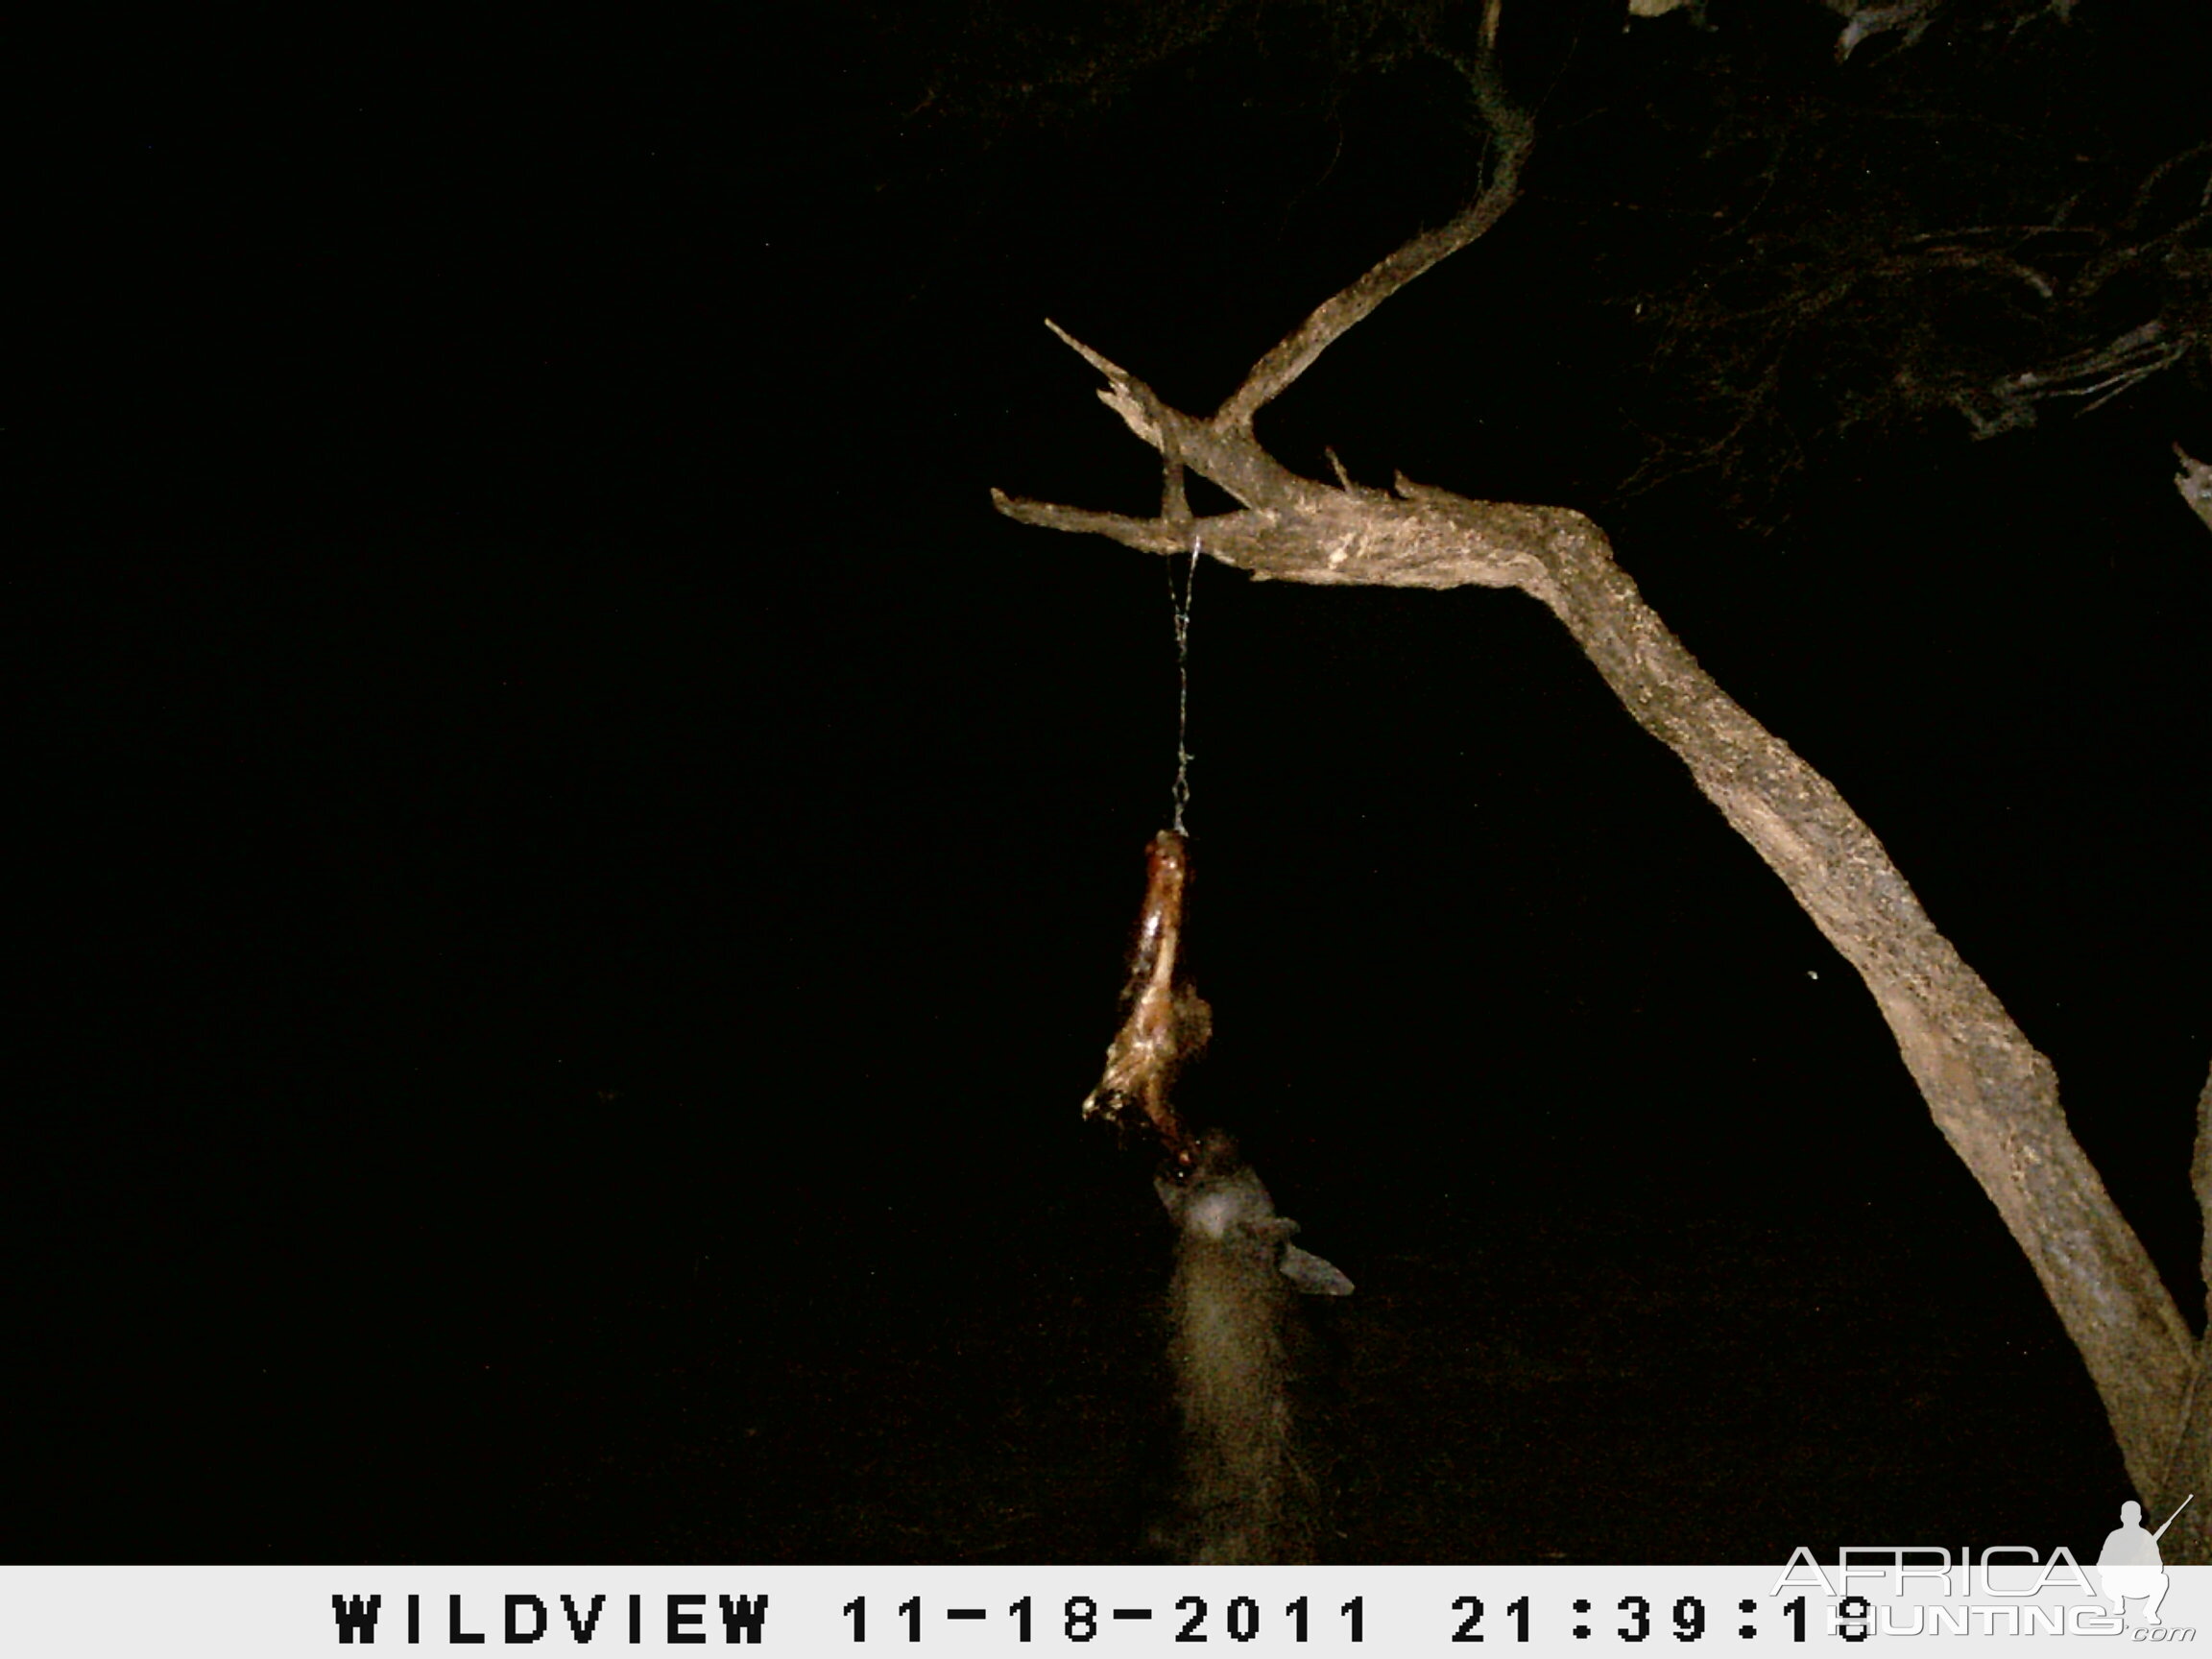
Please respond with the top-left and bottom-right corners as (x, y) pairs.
(995, 60), (2199, 1514)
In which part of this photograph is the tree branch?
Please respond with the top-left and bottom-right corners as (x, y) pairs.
(1011, 403), (2195, 1487)
(995, 61), (2196, 1504)
(2152, 1058), (2212, 1562)
(1215, 74), (1530, 429)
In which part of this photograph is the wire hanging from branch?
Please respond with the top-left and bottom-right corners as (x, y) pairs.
(1169, 533), (1201, 835)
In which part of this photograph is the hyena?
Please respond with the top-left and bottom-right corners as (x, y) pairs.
(1154, 1130), (1353, 1565)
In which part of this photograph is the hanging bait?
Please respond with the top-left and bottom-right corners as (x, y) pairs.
(1082, 829), (1211, 1167)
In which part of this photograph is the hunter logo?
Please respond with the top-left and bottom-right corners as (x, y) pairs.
(2097, 1496), (2192, 1628)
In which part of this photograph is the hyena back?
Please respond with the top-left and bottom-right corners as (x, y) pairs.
(1155, 1131), (1352, 1565)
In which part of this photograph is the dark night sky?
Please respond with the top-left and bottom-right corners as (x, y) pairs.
(16, 7), (2212, 1563)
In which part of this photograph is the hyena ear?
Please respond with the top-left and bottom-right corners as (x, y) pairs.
(1280, 1243), (1355, 1297)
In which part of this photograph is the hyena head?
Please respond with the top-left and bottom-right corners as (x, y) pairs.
(1154, 1130), (1352, 1564)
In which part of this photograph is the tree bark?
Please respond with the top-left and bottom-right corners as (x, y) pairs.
(995, 87), (2200, 1528)
(1003, 441), (2193, 1496)
(2150, 1061), (2212, 1559)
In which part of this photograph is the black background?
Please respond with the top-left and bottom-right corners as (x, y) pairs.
(16, 5), (2211, 1563)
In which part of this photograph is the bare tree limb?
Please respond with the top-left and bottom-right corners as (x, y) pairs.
(1007, 403), (2197, 1488)
(2151, 1058), (2212, 1562)
(1214, 77), (1531, 429)
(2175, 445), (2212, 535)
(996, 163), (2199, 1504)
